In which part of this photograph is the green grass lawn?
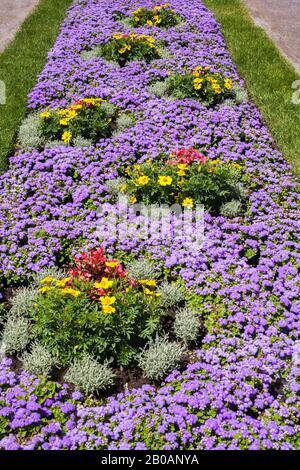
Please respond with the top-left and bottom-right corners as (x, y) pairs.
(203, 0), (300, 176)
(0, 0), (73, 173)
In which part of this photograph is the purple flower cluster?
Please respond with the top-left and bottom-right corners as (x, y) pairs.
(0, 0), (299, 449)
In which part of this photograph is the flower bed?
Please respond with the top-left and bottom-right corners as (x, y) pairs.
(0, 0), (300, 450)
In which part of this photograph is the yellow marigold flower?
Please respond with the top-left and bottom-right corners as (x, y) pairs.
(65, 110), (77, 120)
(182, 197), (194, 208)
(211, 158), (221, 165)
(38, 286), (55, 294)
(194, 78), (203, 90)
(94, 277), (113, 290)
(105, 261), (119, 268)
(119, 44), (131, 54)
(177, 163), (188, 170)
(224, 78), (233, 90)
(158, 175), (172, 186)
(177, 169), (186, 177)
(232, 163), (242, 170)
(100, 296), (116, 306)
(130, 195), (137, 204)
(56, 277), (71, 287)
(70, 104), (83, 110)
(147, 20), (153, 25)
(40, 111), (51, 119)
(57, 109), (68, 116)
(61, 287), (81, 297)
(40, 276), (56, 284)
(139, 279), (157, 287)
(132, 8), (142, 15)
(59, 119), (69, 126)
(136, 175), (150, 186)
(143, 287), (161, 297)
(102, 305), (116, 314)
(62, 131), (72, 143)
(192, 66), (202, 77)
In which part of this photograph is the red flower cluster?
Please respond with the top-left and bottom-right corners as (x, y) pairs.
(167, 147), (207, 165)
(70, 247), (127, 282)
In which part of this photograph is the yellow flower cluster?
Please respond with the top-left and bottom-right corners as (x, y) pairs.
(192, 65), (210, 77)
(139, 279), (161, 297)
(94, 277), (114, 290)
(100, 296), (116, 314)
(205, 76), (222, 94)
(135, 175), (150, 186)
(132, 3), (173, 26)
(112, 33), (156, 53)
(224, 78), (233, 90)
(40, 98), (105, 143)
(39, 277), (81, 298)
(62, 131), (73, 143)
(119, 44), (131, 54)
(192, 66), (233, 95)
(182, 197), (193, 208)
(158, 175), (172, 186)
(193, 78), (204, 90)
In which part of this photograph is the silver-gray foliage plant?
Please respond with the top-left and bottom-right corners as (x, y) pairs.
(127, 259), (160, 280)
(64, 355), (115, 395)
(18, 114), (44, 149)
(73, 136), (93, 147)
(1, 316), (31, 355)
(21, 342), (57, 376)
(105, 177), (127, 197)
(220, 199), (242, 218)
(233, 83), (248, 104)
(158, 281), (185, 308)
(174, 307), (201, 344)
(138, 335), (185, 381)
(148, 80), (169, 98)
(116, 113), (134, 131)
(10, 287), (39, 317)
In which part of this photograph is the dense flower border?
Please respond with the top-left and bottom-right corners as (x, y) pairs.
(0, 0), (300, 450)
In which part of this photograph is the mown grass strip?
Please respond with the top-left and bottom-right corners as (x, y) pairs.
(203, 0), (300, 175)
(0, 0), (73, 173)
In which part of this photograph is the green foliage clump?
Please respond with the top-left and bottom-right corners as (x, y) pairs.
(100, 33), (160, 66)
(31, 286), (163, 367)
(129, 5), (182, 28)
(138, 335), (185, 380)
(39, 98), (117, 145)
(165, 66), (234, 106)
(121, 153), (247, 215)
(64, 355), (115, 395)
